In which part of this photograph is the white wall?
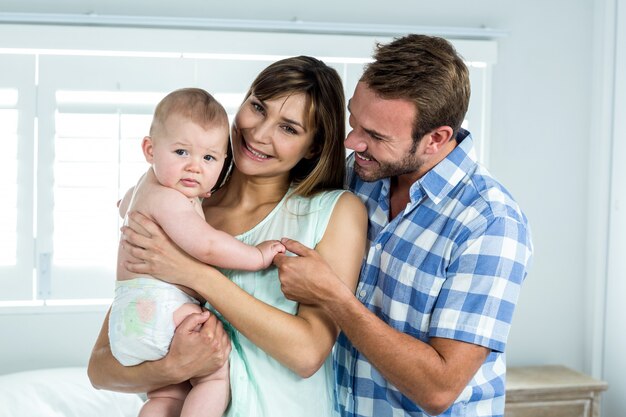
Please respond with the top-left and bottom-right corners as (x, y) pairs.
(0, 308), (107, 373)
(0, 0), (609, 400)
(483, 2), (594, 370)
(601, 1), (626, 416)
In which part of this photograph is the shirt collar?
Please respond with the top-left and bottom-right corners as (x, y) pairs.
(410, 128), (477, 205)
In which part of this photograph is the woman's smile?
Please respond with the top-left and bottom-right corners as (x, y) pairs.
(242, 139), (272, 160)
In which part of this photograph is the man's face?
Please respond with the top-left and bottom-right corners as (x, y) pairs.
(345, 82), (426, 182)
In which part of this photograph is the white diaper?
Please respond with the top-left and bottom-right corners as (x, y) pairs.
(109, 277), (200, 366)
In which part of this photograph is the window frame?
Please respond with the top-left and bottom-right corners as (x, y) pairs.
(0, 54), (36, 301)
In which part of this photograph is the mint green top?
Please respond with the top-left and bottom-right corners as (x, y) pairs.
(216, 189), (346, 417)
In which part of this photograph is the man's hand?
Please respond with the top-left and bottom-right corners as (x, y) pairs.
(165, 310), (231, 381)
(273, 238), (347, 306)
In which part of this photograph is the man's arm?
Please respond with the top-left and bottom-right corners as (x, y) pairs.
(277, 213), (530, 415)
(276, 239), (488, 415)
(325, 286), (488, 415)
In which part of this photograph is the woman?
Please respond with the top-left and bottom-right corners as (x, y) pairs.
(88, 56), (367, 417)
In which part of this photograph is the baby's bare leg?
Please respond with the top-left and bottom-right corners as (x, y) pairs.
(173, 302), (203, 327)
(181, 360), (230, 417)
(139, 302), (203, 417)
(139, 382), (191, 417)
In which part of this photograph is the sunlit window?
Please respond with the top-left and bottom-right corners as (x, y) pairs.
(52, 101), (153, 272)
(0, 105), (18, 265)
(53, 112), (122, 266)
(0, 27), (496, 305)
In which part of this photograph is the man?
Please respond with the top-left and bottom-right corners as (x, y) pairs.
(274, 34), (533, 417)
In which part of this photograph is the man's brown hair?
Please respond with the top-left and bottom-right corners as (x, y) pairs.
(361, 34), (470, 143)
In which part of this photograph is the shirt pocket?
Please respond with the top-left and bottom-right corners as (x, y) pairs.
(380, 256), (445, 338)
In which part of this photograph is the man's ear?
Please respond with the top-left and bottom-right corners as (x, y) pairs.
(141, 136), (154, 163)
(424, 126), (454, 155)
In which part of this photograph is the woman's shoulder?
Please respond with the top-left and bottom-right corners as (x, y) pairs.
(311, 188), (349, 204)
(286, 188), (351, 212)
(315, 189), (365, 213)
(285, 189), (365, 229)
(326, 191), (367, 225)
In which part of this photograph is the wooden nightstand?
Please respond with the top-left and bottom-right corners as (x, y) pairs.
(505, 365), (608, 417)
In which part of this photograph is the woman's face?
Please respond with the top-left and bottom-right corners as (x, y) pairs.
(231, 92), (315, 180)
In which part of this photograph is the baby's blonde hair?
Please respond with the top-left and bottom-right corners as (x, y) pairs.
(150, 87), (229, 137)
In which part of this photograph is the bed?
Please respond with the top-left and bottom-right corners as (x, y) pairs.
(0, 367), (144, 417)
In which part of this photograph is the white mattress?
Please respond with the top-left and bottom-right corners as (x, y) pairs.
(0, 367), (143, 417)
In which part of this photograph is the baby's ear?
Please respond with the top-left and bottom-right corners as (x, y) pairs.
(142, 136), (154, 163)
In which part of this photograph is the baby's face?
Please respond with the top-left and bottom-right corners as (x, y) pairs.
(150, 114), (229, 198)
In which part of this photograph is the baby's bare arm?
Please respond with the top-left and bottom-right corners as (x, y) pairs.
(118, 186), (135, 218)
(148, 188), (282, 271)
(256, 240), (286, 268)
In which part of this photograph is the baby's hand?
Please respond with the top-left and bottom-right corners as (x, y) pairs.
(256, 240), (286, 268)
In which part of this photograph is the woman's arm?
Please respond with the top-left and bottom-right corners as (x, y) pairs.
(87, 308), (231, 392)
(122, 192), (367, 377)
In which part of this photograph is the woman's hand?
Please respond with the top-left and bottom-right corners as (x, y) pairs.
(121, 211), (200, 287)
(166, 310), (232, 380)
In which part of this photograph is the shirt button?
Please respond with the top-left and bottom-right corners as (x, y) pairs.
(348, 387), (353, 394)
(359, 290), (366, 298)
(375, 243), (382, 250)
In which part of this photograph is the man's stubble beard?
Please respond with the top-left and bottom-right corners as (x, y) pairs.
(354, 150), (423, 183)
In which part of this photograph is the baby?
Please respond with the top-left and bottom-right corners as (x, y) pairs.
(109, 88), (284, 417)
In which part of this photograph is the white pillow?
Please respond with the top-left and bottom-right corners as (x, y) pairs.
(0, 367), (144, 417)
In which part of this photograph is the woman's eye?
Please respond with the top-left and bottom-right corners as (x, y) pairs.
(251, 102), (265, 114)
(282, 125), (297, 135)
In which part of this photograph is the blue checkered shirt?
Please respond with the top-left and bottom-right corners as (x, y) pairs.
(334, 129), (533, 417)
